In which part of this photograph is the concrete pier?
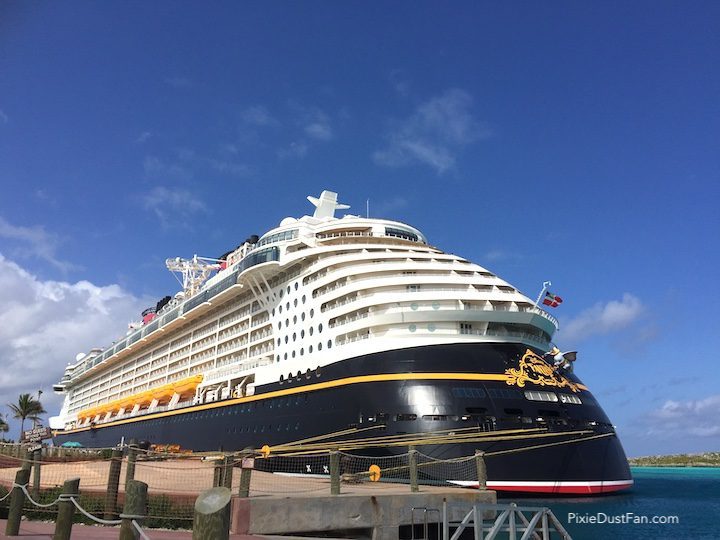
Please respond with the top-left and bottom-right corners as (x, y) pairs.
(231, 485), (496, 538)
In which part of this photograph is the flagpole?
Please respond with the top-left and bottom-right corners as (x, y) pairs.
(534, 281), (551, 309)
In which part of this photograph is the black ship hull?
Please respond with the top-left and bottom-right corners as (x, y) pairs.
(54, 342), (633, 494)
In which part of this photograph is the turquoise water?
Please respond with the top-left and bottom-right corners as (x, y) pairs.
(497, 467), (720, 539)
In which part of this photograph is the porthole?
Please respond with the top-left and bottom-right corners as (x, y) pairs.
(300, 348), (304, 356)
(293, 332), (297, 341)
(301, 329), (305, 338)
(305, 369), (311, 379)
(295, 282), (299, 290)
(279, 374), (284, 383)
(277, 338), (281, 346)
(327, 340), (332, 348)
(294, 299), (298, 307)
(279, 305), (283, 314)
(293, 315), (297, 324)
(409, 324), (417, 332)
(284, 352), (287, 360)
(287, 286), (291, 294)
(309, 345), (313, 353)
(316, 366), (322, 377)
(296, 371), (302, 381)
(286, 318), (290, 327)
(286, 302), (290, 310)
(319, 323), (323, 333)
(301, 312), (306, 321)
(292, 350), (296, 358)
(411, 302), (418, 311)
(276, 355), (280, 362)
(279, 290), (284, 298)
(428, 324), (436, 332)
(302, 295), (306, 304)
(272, 308), (275, 316)
(277, 322), (282, 330)
(285, 336), (289, 344)
(309, 327), (314, 336)
(310, 309), (315, 318)
(318, 342), (323, 351)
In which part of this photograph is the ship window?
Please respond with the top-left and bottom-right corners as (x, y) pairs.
(309, 345), (313, 353)
(284, 336), (289, 344)
(488, 388), (522, 399)
(279, 290), (283, 298)
(559, 394), (582, 405)
(316, 367), (321, 377)
(287, 286), (291, 294)
(293, 315), (297, 324)
(310, 309), (315, 318)
(422, 415), (449, 421)
(292, 350), (296, 358)
(309, 327), (314, 336)
(395, 413), (417, 421)
(284, 353), (288, 360)
(272, 308), (275, 316)
(276, 355), (280, 362)
(277, 339), (281, 346)
(301, 312), (306, 321)
(295, 282), (299, 290)
(286, 302), (290, 310)
(302, 295), (306, 304)
(318, 342), (322, 351)
(301, 330), (305, 338)
(300, 348), (304, 356)
(319, 323), (323, 333)
(305, 369), (311, 379)
(294, 299), (298, 307)
(278, 322), (282, 330)
(524, 391), (559, 402)
(292, 333), (297, 341)
(279, 306), (283, 313)
(296, 371), (301, 380)
(327, 340), (332, 349)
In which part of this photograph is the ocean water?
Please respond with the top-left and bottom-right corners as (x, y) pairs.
(497, 467), (720, 539)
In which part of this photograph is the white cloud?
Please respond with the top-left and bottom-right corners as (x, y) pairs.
(373, 88), (490, 174)
(241, 105), (278, 127)
(644, 395), (720, 439)
(135, 131), (152, 144)
(277, 141), (309, 160)
(560, 293), (644, 342)
(0, 255), (147, 438)
(142, 186), (208, 228)
(0, 216), (77, 273)
(302, 110), (333, 141)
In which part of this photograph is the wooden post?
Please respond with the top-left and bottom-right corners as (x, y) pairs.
(32, 449), (41, 498)
(125, 443), (139, 487)
(329, 451), (340, 495)
(104, 449), (123, 520)
(5, 467), (31, 536)
(52, 477), (80, 540)
(475, 450), (487, 490)
(221, 455), (233, 488)
(409, 447), (419, 492)
(213, 458), (222, 487)
(238, 451), (254, 498)
(119, 479), (147, 540)
(193, 486), (231, 540)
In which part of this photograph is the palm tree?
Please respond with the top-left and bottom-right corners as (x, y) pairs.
(8, 393), (46, 440)
(0, 414), (8, 439)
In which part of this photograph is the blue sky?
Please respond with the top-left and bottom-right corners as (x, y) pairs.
(0, 2), (718, 455)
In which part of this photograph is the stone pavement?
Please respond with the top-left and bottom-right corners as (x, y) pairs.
(0, 519), (262, 539)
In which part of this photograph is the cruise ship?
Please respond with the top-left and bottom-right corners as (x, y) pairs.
(51, 190), (632, 494)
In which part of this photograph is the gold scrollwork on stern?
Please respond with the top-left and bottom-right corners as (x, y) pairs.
(505, 349), (580, 393)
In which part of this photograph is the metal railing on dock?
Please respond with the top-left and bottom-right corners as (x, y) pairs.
(440, 501), (572, 540)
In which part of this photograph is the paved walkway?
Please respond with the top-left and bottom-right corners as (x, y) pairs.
(0, 519), (262, 539)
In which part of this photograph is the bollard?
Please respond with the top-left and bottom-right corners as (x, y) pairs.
(475, 450), (487, 490)
(409, 448), (419, 493)
(119, 479), (148, 540)
(125, 443), (139, 487)
(32, 449), (41, 498)
(330, 451), (340, 495)
(238, 450), (254, 498)
(5, 467), (31, 536)
(104, 449), (123, 520)
(193, 486), (231, 540)
(53, 477), (80, 540)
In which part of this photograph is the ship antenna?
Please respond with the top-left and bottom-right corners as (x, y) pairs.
(366, 199), (370, 218)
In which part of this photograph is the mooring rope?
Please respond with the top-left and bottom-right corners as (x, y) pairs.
(484, 431), (617, 457)
(69, 497), (122, 525)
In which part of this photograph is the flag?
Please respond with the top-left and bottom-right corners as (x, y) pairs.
(542, 291), (563, 308)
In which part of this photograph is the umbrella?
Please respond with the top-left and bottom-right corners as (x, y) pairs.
(60, 441), (83, 448)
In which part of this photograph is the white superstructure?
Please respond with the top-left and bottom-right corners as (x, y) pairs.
(50, 190), (557, 431)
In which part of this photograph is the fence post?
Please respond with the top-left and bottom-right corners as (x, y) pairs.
(475, 450), (487, 490)
(222, 455), (233, 488)
(193, 486), (231, 540)
(125, 442), (139, 486)
(409, 447), (419, 493)
(5, 467), (31, 536)
(52, 477), (80, 540)
(32, 449), (42, 498)
(119, 479), (147, 540)
(330, 451), (340, 495)
(238, 450), (254, 498)
(104, 449), (123, 520)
